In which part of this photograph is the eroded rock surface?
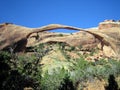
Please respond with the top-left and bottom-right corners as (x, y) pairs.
(0, 22), (120, 58)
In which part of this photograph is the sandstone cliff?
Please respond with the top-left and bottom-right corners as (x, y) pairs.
(0, 22), (120, 59)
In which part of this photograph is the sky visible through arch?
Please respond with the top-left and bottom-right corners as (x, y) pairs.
(0, 0), (120, 33)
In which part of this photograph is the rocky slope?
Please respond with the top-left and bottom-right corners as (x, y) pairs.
(0, 20), (120, 90)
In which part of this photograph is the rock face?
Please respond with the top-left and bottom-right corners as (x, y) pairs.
(99, 20), (120, 29)
(0, 23), (106, 51)
(0, 23), (31, 52)
(0, 21), (120, 58)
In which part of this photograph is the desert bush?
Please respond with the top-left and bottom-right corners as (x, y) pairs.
(41, 68), (69, 90)
(59, 33), (64, 37)
(59, 75), (75, 90)
(105, 74), (120, 90)
(69, 57), (120, 89)
(1, 43), (120, 90)
(68, 46), (76, 51)
(0, 48), (43, 90)
(0, 51), (11, 89)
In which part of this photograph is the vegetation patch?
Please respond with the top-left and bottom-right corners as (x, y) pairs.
(0, 43), (120, 90)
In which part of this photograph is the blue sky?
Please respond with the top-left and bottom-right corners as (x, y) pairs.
(0, 0), (119, 33)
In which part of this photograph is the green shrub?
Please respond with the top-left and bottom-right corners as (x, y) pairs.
(0, 51), (11, 62)
(1, 43), (120, 90)
(59, 34), (64, 37)
(69, 57), (120, 88)
(0, 49), (42, 90)
(41, 68), (69, 90)
(68, 46), (76, 51)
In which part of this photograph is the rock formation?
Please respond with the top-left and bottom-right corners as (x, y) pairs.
(0, 21), (120, 58)
(99, 20), (120, 29)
